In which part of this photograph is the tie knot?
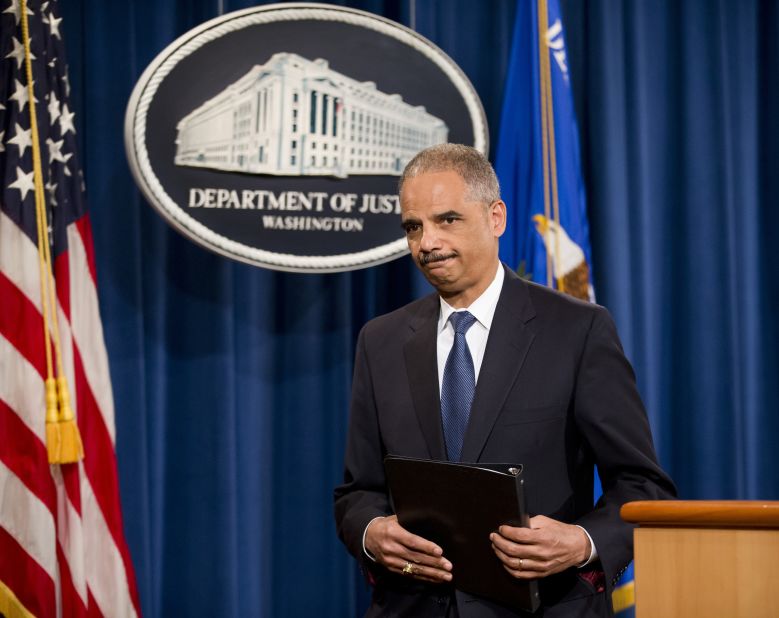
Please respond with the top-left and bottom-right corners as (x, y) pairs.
(449, 311), (477, 335)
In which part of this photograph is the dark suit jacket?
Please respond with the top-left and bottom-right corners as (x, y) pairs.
(334, 266), (676, 617)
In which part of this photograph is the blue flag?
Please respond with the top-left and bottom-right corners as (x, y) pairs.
(495, 0), (593, 302)
(495, 1), (634, 615)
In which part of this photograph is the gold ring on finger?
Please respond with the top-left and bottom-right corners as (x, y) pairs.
(402, 562), (415, 576)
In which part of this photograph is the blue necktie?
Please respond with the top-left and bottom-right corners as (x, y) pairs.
(441, 311), (477, 461)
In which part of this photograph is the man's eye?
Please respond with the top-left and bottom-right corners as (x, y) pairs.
(403, 224), (420, 234)
(443, 217), (458, 224)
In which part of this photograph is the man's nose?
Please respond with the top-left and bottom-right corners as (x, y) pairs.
(419, 227), (440, 252)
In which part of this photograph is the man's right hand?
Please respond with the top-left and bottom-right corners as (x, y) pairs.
(364, 515), (453, 584)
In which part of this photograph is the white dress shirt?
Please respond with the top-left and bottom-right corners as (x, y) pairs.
(436, 262), (504, 391)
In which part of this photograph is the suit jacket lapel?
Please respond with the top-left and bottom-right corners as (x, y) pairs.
(403, 295), (447, 460)
(460, 268), (537, 462)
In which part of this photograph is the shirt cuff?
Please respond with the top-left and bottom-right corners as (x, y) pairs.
(362, 516), (385, 563)
(575, 525), (598, 567)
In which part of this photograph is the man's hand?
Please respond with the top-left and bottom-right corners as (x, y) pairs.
(365, 515), (453, 583)
(490, 515), (591, 579)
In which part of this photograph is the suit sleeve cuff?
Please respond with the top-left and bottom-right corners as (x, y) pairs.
(575, 525), (598, 567)
(362, 516), (385, 562)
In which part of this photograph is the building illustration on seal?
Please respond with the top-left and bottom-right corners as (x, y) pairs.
(173, 53), (449, 178)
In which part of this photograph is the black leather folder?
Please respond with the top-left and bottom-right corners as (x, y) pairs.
(384, 455), (541, 613)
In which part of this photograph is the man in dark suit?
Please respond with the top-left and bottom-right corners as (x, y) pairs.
(334, 144), (675, 617)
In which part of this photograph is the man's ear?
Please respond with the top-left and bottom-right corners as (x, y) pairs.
(490, 200), (507, 238)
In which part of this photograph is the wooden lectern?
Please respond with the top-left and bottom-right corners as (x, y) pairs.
(621, 500), (779, 618)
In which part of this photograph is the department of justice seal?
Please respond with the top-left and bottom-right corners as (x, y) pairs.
(125, 3), (488, 272)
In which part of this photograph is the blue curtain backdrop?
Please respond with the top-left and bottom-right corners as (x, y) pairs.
(56, 1), (778, 616)
(561, 0), (779, 499)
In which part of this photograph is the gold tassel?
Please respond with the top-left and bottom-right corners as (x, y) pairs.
(56, 376), (83, 463)
(19, 0), (85, 465)
(45, 378), (61, 463)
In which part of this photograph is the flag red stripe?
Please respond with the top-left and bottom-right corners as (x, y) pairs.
(0, 271), (46, 378)
(0, 526), (56, 618)
(62, 463), (82, 516)
(55, 249), (72, 321)
(86, 588), (105, 618)
(57, 543), (88, 618)
(73, 347), (141, 613)
(74, 216), (97, 286)
(0, 399), (56, 515)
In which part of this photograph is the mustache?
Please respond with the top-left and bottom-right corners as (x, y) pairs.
(418, 252), (457, 266)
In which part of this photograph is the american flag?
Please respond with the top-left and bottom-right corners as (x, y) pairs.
(0, 0), (141, 616)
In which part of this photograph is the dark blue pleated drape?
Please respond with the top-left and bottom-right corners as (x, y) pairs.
(562, 0), (779, 500)
(58, 1), (778, 616)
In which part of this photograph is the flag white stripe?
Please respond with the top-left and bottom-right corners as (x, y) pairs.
(51, 465), (88, 607)
(0, 209), (41, 308)
(0, 334), (46, 443)
(81, 477), (137, 618)
(67, 225), (116, 442)
(0, 460), (57, 579)
(56, 298), (77, 416)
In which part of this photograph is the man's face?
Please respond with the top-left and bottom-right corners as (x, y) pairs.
(400, 170), (506, 307)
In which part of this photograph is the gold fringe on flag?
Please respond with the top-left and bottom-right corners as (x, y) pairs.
(20, 0), (84, 463)
(57, 375), (83, 461)
(0, 579), (37, 618)
(44, 379), (60, 462)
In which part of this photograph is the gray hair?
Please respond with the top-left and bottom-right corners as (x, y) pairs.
(398, 143), (501, 204)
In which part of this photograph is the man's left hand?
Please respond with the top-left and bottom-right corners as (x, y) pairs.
(490, 515), (590, 579)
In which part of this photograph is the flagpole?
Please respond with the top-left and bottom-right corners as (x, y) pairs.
(537, 0), (554, 288)
(537, 0), (566, 293)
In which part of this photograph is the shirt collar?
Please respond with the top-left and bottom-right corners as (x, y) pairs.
(438, 263), (505, 333)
